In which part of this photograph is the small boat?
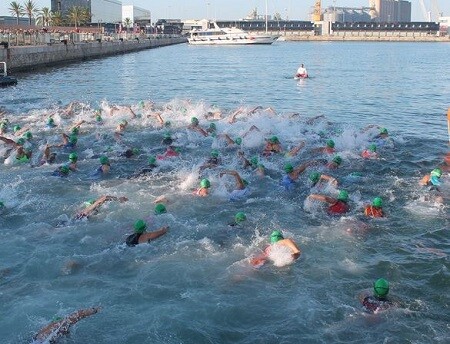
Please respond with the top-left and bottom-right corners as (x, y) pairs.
(0, 62), (17, 87)
(188, 21), (278, 45)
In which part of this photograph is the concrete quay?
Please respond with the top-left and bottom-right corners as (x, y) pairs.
(1, 36), (187, 73)
(283, 35), (450, 42)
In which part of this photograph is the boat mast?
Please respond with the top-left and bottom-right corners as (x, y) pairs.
(265, 0), (268, 33)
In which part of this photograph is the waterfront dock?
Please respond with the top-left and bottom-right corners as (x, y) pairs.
(0, 36), (187, 73)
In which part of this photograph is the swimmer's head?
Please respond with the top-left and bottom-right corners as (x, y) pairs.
(148, 156), (157, 165)
(191, 117), (199, 125)
(235, 212), (247, 223)
(250, 156), (258, 166)
(164, 121), (171, 127)
(257, 163), (265, 170)
(13, 125), (21, 132)
(326, 139), (335, 148)
(368, 144), (377, 152)
(120, 119), (128, 126)
(100, 156), (109, 165)
(210, 149), (219, 158)
(84, 198), (96, 206)
(16, 138), (25, 146)
(134, 219), (147, 234)
(309, 172), (320, 184)
(374, 278), (389, 298)
(430, 168), (442, 178)
(200, 178), (211, 188)
(60, 165), (70, 175)
(0, 122), (6, 130)
(209, 123), (216, 130)
(380, 128), (388, 135)
(284, 163), (294, 173)
(372, 197), (382, 208)
(69, 152), (78, 162)
(71, 127), (79, 135)
(235, 137), (242, 145)
(69, 135), (78, 144)
(242, 179), (249, 186)
(163, 132), (172, 140)
(337, 190), (349, 202)
(95, 114), (103, 122)
(155, 203), (167, 215)
(0, 201), (4, 208)
(269, 136), (279, 144)
(139, 100), (145, 108)
(132, 148), (140, 155)
(332, 155), (342, 165)
(270, 230), (284, 244)
(47, 117), (55, 125)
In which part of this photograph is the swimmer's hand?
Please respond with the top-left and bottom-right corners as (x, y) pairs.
(118, 197), (128, 203)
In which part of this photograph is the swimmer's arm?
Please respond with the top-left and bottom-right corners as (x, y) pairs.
(154, 113), (164, 125)
(220, 170), (244, 188)
(68, 120), (85, 132)
(308, 194), (336, 204)
(0, 136), (17, 146)
(195, 126), (209, 137)
(242, 125), (260, 138)
(320, 174), (338, 185)
(287, 141), (305, 156)
(67, 307), (101, 324)
(292, 161), (311, 178)
(220, 134), (235, 145)
(228, 108), (243, 123)
(138, 226), (169, 244)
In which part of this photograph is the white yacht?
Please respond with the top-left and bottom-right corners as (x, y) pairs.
(188, 22), (278, 45)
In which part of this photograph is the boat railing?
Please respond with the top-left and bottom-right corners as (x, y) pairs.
(0, 61), (7, 77)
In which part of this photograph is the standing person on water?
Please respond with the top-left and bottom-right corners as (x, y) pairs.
(295, 63), (308, 78)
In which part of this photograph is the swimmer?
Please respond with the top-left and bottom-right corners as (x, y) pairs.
(229, 211), (247, 226)
(154, 203), (167, 215)
(419, 168), (442, 188)
(32, 307), (100, 343)
(220, 133), (242, 147)
(281, 161), (313, 190)
(114, 119), (128, 141)
(74, 195), (128, 220)
(0, 119), (8, 134)
(361, 144), (379, 159)
(250, 230), (301, 267)
(68, 152), (78, 171)
(0, 136), (32, 162)
(285, 141), (306, 157)
(55, 133), (78, 149)
(326, 155), (342, 169)
(125, 220), (169, 247)
(161, 132), (174, 145)
(194, 178), (211, 197)
(312, 139), (336, 154)
(188, 117), (208, 137)
(52, 164), (70, 177)
(364, 197), (384, 218)
(206, 122), (217, 136)
(39, 144), (57, 165)
(295, 63), (308, 78)
(309, 171), (338, 188)
(157, 145), (180, 160)
(199, 149), (221, 171)
(12, 124), (29, 137)
(121, 147), (140, 158)
(67, 120), (85, 136)
(129, 156), (158, 178)
(97, 156), (111, 175)
(359, 278), (394, 314)
(110, 105), (136, 118)
(308, 190), (350, 215)
(219, 169), (249, 200)
(263, 136), (282, 156)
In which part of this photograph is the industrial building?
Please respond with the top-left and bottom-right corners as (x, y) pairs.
(0, 16), (34, 26)
(51, 0), (122, 24)
(122, 5), (151, 27)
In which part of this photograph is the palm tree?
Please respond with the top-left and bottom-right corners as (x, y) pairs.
(51, 11), (63, 27)
(123, 17), (131, 33)
(67, 6), (84, 29)
(24, 0), (38, 26)
(9, 1), (24, 25)
(36, 7), (52, 27)
(80, 7), (91, 25)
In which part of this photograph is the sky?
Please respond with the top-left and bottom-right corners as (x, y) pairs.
(1, 0), (449, 22)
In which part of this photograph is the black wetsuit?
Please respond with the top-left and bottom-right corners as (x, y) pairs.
(126, 233), (142, 247)
(362, 296), (393, 313)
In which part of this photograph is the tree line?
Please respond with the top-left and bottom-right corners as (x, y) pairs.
(9, 0), (91, 28)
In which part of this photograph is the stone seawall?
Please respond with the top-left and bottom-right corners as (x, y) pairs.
(1, 37), (187, 73)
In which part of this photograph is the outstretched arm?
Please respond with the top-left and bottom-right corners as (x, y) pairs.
(220, 170), (245, 189)
(0, 136), (17, 146)
(138, 226), (169, 243)
(308, 194), (336, 204)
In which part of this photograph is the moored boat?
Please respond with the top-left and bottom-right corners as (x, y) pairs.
(0, 62), (17, 87)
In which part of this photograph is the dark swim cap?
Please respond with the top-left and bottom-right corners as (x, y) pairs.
(372, 197), (382, 208)
(100, 156), (109, 165)
(309, 172), (320, 183)
(155, 203), (167, 215)
(235, 212), (247, 223)
(337, 190), (349, 202)
(326, 139), (335, 148)
(200, 178), (211, 188)
(134, 219), (147, 234)
(191, 117), (199, 125)
(284, 163), (294, 173)
(270, 230), (284, 243)
(374, 278), (389, 297)
(69, 152), (78, 162)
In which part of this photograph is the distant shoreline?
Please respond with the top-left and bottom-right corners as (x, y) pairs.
(282, 35), (450, 42)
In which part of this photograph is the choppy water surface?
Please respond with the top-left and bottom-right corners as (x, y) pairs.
(0, 42), (449, 343)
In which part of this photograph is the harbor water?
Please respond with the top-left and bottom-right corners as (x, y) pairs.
(0, 41), (449, 343)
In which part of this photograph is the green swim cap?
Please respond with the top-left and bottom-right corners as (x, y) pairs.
(191, 117), (199, 125)
(368, 144), (377, 152)
(84, 198), (96, 206)
(209, 123), (216, 130)
(100, 156), (109, 165)
(155, 203), (167, 215)
(374, 278), (389, 298)
(332, 155), (342, 165)
(16, 138), (25, 146)
(250, 156), (258, 166)
(47, 117), (54, 125)
(13, 125), (21, 132)
(430, 168), (442, 178)
(270, 230), (284, 244)
(211, 149), (219, 158)
(326, 139), (335, 148)
(337, 190), (349, 202)
(139, 100), (145, 108)
(235, 212), (247, 223)
(148, 156), (156, 165)
(242, 179), (249, 186)
(200, 178), (211, 188)
(163, 132), (172, 139)
(174, 147), (181, 153)
(372, 197), (382, 208)
(309, 172), (320, 183)
(235, 137), (242, 145)
(120, 119), (128, 126)
(0, 201), (4, 208)
(132, 148), (140, 155)
(69, 135), (78, 144)
(164, 121), (171, 127)
(0, 122), (6, 129)
(71, 127), (79, 135)
(269, 136), (279, 144)
(257, 163), (265, 169)
(284, 163), (294, 173)
(69, 152), (78, 162)
(60, 165), (70, 175)
(134, 219), (147, 234)
(380, 128), (388, 135)
(95, 115), (103, 122)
